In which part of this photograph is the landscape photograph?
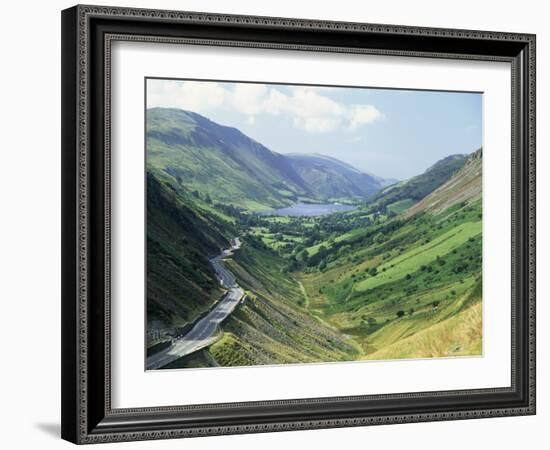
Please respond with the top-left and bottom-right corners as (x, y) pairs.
(145, 78), (483, 370)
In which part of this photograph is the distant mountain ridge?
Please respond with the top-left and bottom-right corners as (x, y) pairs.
(367, 152), (469, 211)
(146, 108), (387, 209)
(405, 148), (482, 216)
(147, 108), (311, 210)
(285, 153), (383, 199)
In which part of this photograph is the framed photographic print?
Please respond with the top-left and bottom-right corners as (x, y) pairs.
(61, 5), (536, 444)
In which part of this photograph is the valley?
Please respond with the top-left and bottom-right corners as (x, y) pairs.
(146, 107), (483, 369)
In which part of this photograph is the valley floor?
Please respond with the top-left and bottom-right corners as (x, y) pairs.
(166, 200), (482, 369)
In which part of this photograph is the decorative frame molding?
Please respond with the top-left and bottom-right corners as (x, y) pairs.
(61, 4), (536, 444)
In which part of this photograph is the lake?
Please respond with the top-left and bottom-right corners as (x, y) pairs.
(259, 203), (356, 217)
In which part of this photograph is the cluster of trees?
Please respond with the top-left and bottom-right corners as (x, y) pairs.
(297, 218), (405, 272)
(191, 189), (212, 204)
(316, 212), (372, 235)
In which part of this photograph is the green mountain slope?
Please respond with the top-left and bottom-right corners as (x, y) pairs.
(365, 300), (481, 360)
(299, 205), (482, 357)
(213, 240), (358, 366)
(293, 151), (483, 359)
(147, 108), (313, 210)
(367, 153), (468, 212)
(146, 171), (234, 343)
(286, 153), (383, 200)
(147, 108), (385, 209)
(405, 148), (482, 217)
(167, 237), (359, 368)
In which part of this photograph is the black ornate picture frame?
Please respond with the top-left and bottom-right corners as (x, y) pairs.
(61, 4), (536, 444)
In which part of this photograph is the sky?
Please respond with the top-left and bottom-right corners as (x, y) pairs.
(147, 78), (482, 180)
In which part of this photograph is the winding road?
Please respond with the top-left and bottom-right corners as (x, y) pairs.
(146, 238), (244, 370)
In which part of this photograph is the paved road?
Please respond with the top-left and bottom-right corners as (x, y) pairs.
(146, 238), (243, 370)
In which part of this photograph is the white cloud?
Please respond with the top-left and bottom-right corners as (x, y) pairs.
(348, 104), (384, 130)
(263, 89), (288, 115)
(292, 88), (344, 118)
(147, 80), (383, 133)
(262, 87), (345, 132)
(147, 80), (227, 113)
(294, 116), (341, 133)
(230, 83), (269, 116)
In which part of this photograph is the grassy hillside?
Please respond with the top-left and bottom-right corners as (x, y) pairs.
(367, 153), (468, 213)
(147, 108), (310, 210)
(171, 237), (358, 368)
(405, 148), (482, 217)
(146, 172), (234, 345)
(365, 300), (481, 360)
(147, 108), (386, 209)
(292, 150), (482, 359)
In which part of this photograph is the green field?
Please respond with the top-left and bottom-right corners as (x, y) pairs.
(355, 220), (481, 291)
(387, 198), (416, 214)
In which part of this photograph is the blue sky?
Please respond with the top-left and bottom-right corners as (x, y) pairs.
(147, 79), (482, 180)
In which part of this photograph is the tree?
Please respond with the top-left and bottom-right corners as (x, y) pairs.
(396, 310), (405, 318)
(285, 257), (298, 272)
